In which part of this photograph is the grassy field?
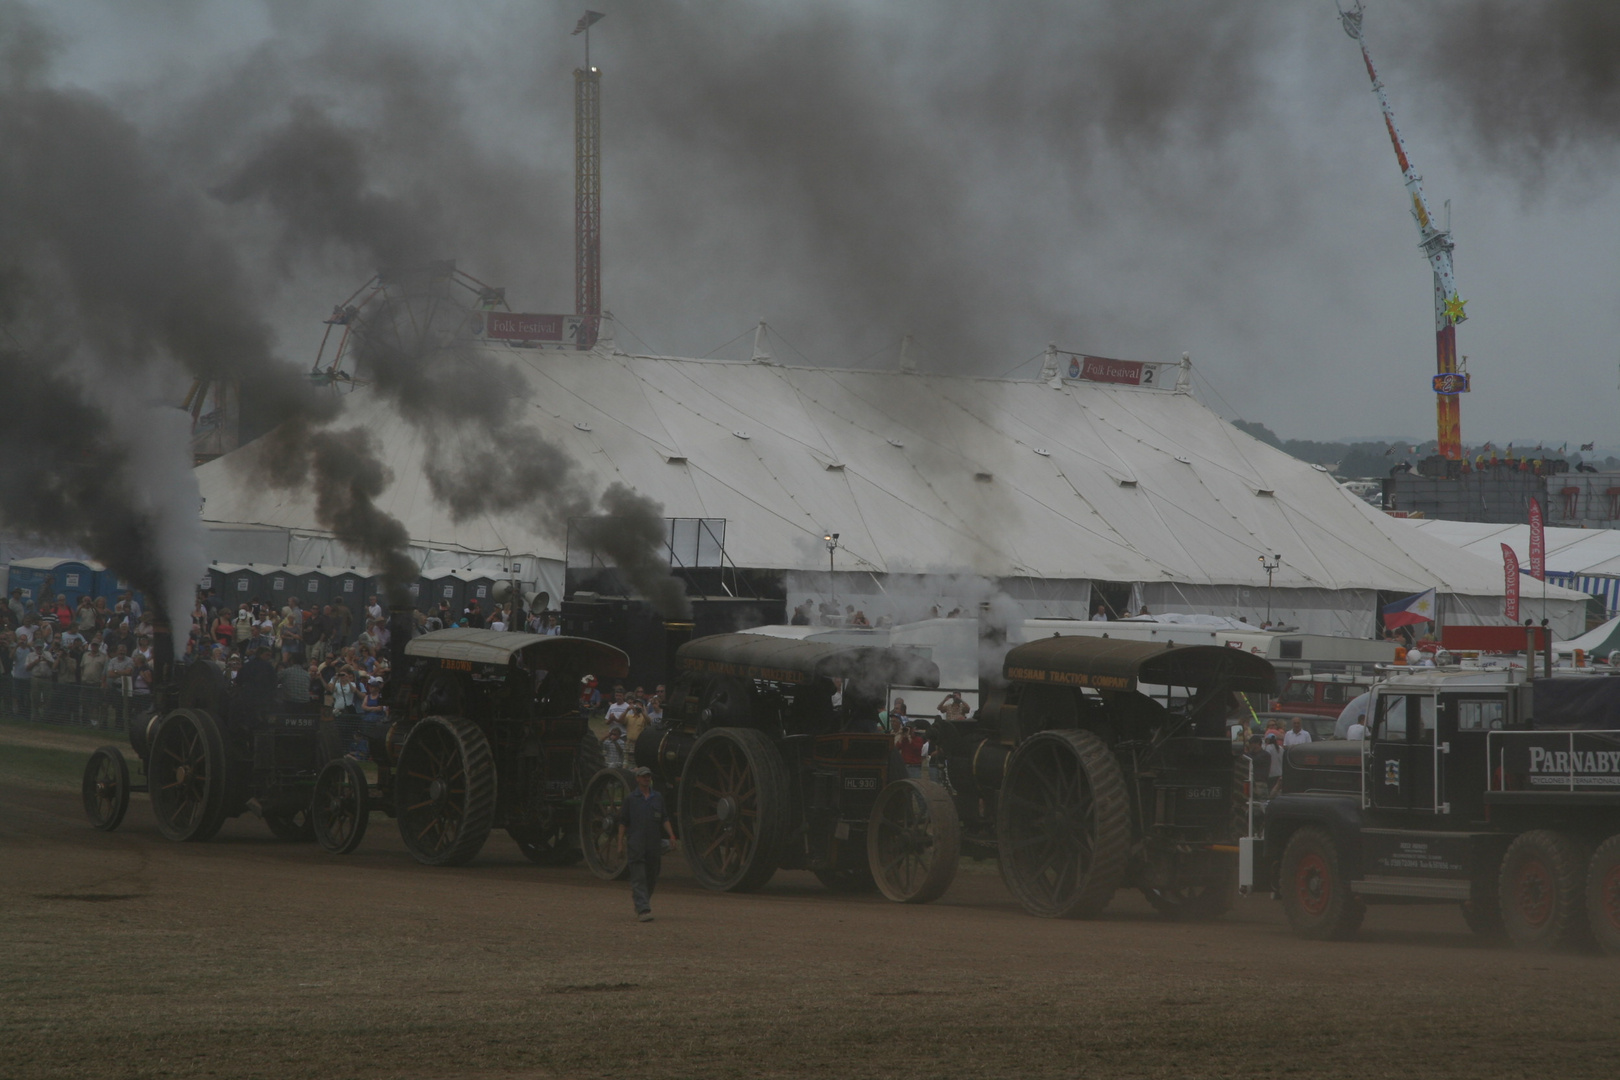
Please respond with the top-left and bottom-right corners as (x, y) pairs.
(0, 716), (122, 792)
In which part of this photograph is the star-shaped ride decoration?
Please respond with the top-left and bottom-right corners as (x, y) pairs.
(1443, 292), (1468, 324)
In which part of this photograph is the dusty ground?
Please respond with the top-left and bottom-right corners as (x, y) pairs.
(4, 721), (1620, 1079)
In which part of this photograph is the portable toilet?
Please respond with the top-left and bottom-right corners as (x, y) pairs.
(422, 569), (466, 622)
(260, 565), (310, 612)
(324, 567), (371, 637)
(459, 569), (499, 617)
(291, 567), (328, 611)
(93, 567), (146, 614)
(212, 564), (257, 613)
(8, 557), (104, 612)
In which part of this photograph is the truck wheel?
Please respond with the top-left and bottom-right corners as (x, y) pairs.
(147, 709), (229, 842)
(1498, 830), (1592, 952)
(678, 727), (790, 892)
(996, 729), (1129, 919)
(1584, 834), (1620, 956)
(868, 778), (960, 904)
(394, 715), (497, 867)
(311, 756), (370, 855)
(1279, 827), (1364, 940)
(580, 767), (637, 880)
(82, 746), (130, 832)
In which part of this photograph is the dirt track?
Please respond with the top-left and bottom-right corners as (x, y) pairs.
(4, 757), (1620, 1079)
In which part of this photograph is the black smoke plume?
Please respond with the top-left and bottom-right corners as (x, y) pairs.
(0, 10), (421, 609)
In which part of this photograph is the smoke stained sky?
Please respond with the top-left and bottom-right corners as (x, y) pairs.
(26, 0), (1620, 449)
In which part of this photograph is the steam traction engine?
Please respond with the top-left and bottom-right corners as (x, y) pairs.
(81, 621), (338, 843)
(81, 617), (628, 869)
(579, 633), (962, 902)
(353, 627), (628, 866)
(937, 636), (1273, 919)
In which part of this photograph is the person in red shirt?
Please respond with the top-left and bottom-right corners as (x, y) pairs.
(894, 723), (927, 779)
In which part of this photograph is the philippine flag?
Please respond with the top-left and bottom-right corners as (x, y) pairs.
(1382, 588), (1437, 628)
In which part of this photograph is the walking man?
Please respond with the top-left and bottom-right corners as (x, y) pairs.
(617, 766), (677, 922)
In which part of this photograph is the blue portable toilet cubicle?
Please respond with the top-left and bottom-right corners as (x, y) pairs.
(258, 565), (313, 611)
(459, 569), (499, 616)
(7, 557), (106, 612)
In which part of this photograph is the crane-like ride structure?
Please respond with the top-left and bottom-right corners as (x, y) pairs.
(1339, 2), (1469, 463)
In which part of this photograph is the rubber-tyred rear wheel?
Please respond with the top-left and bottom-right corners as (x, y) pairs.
(1279, 827), (1364, 940)
(1499, 830), (1592, 952)
(1583, 834), (1620, 956)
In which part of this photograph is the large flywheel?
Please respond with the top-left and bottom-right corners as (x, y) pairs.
(995, 729), (1129, 918)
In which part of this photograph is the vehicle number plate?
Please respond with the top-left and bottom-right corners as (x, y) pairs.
(843, 776), (878, 791)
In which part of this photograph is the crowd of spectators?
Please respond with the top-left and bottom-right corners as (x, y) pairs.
(596, 682), (665, 770)
(0, 574), (564, 737)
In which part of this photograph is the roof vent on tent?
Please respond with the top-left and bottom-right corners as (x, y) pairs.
(1255, 488), (1275, 497)
(1311, 464), (1329, 472)
(1174, 455), (1192, 464)
(887, 438), (905, 448)
(1116, 478), (1138, 488)
(825, 462), (845, 471)
(732, 430), (751, 439)
(663, 454), (688, 465)
(574, 421), (593, 432)
(974, 472), (993, 482)
(1033, 447), (1051, 457)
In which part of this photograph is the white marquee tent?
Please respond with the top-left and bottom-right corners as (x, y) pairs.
(1400, 518), (1620, 618)
(194, 344), (1587, 636)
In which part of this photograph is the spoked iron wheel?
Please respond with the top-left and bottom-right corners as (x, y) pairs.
(580, 767), (637, 880)
(678, 727), (789, 893)
(394, 716), (496, 867)
(995, 729), (1128, 918)
(312, 756), (371, 855)
(147, 709), (228, 842)
(82, 746), (131, 831)
(867, 778), (960, 904)
(511, 821), (583, 867)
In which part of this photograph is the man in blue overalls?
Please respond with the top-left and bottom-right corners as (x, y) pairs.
(617, 766), (678, 922)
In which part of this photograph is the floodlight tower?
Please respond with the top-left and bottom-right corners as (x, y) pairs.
(573, 11), (605, 349)
(1339, 2), (1469, 461)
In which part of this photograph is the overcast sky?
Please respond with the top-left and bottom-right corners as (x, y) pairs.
(27, 0), (1620, 446)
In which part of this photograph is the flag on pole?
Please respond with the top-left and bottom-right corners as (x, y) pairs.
(1382, 588), (1437, 629)
(1502, 544), (1520, 622)
(1582, 442), (1596, 452)
(1528, 497), (1545, 582)
(573, 10), (605, 34)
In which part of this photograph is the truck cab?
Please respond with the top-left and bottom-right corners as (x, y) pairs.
(1251, 668), (1620, 952)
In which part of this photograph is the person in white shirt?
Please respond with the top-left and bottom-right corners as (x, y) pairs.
(604, 688), (631, 733)
(1346, 717), (1370, 741)
(1282, 716), (1313, 746)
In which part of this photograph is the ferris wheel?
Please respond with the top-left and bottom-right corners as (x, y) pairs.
(309, 260), (512, 393)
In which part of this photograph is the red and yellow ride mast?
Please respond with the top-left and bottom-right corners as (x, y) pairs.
(1340, 2), (1469, 461)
